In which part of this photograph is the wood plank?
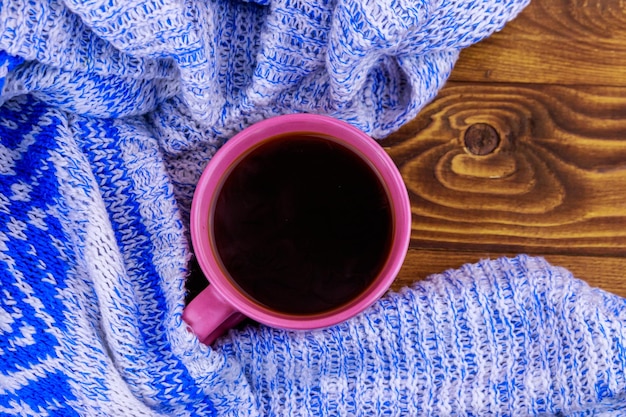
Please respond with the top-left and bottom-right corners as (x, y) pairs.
(449, 0), (626, 85)
(390, 248), (626, 298)
(381, 82), (626, 255)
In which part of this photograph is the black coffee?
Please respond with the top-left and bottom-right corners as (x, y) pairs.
(212, 134), (393, 315)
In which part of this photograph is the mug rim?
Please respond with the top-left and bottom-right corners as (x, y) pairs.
(190, 113), (411, 330)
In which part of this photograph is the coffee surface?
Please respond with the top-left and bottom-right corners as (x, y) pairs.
(213, 135), (393, 315)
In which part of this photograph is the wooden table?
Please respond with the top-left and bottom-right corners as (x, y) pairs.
(384, 0), (626, 297)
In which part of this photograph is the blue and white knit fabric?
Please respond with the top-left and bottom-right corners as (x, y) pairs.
(3, 0), (626, 416)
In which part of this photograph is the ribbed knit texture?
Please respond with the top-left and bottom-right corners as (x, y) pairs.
(3, 1), (626, 416)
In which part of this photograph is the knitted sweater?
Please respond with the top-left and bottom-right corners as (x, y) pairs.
(2, 0), (626, 415)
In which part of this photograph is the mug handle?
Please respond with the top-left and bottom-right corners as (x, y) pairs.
(183, 286), (246, 345)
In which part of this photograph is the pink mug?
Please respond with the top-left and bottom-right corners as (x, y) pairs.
(183, 114), (411, 345)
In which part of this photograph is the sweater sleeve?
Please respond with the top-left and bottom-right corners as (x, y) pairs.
(216, 256), (626, 416)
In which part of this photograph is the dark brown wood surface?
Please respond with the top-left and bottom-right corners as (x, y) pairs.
(385, 0), (626, 297)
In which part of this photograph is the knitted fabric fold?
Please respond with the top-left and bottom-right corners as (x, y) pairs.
(220, 256), (626, 415)
(4, 1), (625, 416)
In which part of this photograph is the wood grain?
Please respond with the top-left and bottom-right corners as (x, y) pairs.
(379, 1), (626, 297)
(390, 249), (626, 298)
(449, 0), (626, 85)
(382, 82), (626, 255)
(387, 0), (626, 297)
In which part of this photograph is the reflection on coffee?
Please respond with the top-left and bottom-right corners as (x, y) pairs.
(212, 134), (393, 315)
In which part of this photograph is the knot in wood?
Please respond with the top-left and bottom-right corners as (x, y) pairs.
(464, 123), (501, 156)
